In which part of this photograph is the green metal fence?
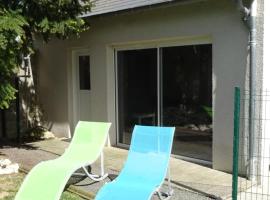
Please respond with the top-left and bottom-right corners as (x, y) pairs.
(232, 87), (270, 200)
(232, 87), (241, 200)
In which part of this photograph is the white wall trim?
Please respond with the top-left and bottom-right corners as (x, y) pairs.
(111, 34), (212, 51)
(68, 48), (91, 134)
(106, 46), (117, 146)
(110, 35), (213, 157)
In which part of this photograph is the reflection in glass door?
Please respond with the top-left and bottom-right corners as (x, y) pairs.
(117, 49), (157, 145)
(116, 44), (212, 162)
(161, 45), (212, 161)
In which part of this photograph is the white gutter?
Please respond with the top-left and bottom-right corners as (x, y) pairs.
(234, 0), (250, 17)
(248, 0), (258, 182)
(234, 0), (257, 181)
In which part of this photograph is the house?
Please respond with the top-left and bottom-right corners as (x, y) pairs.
(15, 0), (267, 175)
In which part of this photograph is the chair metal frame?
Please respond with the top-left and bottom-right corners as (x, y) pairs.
(73, 151), (108, 181)
(155, 164), (174, 200)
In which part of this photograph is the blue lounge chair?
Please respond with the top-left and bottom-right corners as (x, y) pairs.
(95, 125), (175, 200)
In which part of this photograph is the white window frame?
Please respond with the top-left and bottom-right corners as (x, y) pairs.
(114, 35), (213, 165)
(70, 49), (91, 133)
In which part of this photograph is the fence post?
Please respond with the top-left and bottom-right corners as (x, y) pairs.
(232, 87), (241, 200)
(15, 77), (21, 143)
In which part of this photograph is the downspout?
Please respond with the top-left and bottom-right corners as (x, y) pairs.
(249, 0), (257, 182)
(234, 0), (257, 181)
(234, 0), (250, 18)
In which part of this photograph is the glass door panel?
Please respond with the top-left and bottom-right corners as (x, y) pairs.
(161, 44), (213, 161)
(117, 49), (158, 145)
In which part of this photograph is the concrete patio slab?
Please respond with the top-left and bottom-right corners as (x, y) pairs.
(0, 138), (249, 199)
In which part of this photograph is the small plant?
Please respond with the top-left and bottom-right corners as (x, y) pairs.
(202, 106), (213, 118)
(22, 126), (47, 141)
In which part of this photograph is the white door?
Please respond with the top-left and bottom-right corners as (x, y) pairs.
(74, 52), (91, 126)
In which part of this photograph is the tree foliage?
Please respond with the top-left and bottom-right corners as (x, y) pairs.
(0, 0), (91, 108)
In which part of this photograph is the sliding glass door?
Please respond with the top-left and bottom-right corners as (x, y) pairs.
(117, 44), (212, 162)
(117, 49), (158, 145)
(161, 45), (212, 161)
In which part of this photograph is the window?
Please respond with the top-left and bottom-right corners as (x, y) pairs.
(117, 44), (213, 161)
(79, 55), (91, 90)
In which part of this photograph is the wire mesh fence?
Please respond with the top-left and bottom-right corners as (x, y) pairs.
(233, 87), (270, 200)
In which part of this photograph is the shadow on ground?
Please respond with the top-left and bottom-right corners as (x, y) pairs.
(0, 139), (39, 150)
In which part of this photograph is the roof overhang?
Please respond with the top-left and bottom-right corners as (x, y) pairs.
(81, 0), (207, 18)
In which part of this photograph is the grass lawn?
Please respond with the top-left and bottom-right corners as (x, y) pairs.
(0, 172), (85, 200)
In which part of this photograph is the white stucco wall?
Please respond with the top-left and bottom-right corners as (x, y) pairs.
(263, 2), (269, 86)
(261, 0), (269, 186)
(36, 0), (250, 172)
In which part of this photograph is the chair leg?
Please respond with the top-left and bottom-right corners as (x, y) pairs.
(167, 163), (174, 196)
(73, 151), (108, 181)
(100, 149), (105, 177)
(156, 163), (173, 200)
(83, 151), (108, 181)
(156, 189), (173, 200)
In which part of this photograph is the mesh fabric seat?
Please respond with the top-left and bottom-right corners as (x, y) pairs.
(95, 125), (175, 200)
(15, 121), (111, 200)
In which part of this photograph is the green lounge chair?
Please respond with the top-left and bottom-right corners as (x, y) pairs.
(15, 121), (111, 200)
